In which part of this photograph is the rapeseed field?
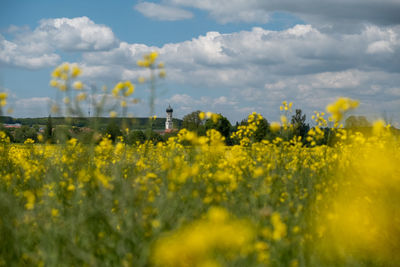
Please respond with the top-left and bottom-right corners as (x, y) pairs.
(0, 59), (399, 266)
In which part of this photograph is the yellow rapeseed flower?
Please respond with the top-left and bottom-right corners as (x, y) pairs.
(0, 92), (7, 100)
(23, 191), (35, 210)
(71, 65), (81, 77)
(76, 93), (86, 102)
(51, 209), (59, 217)
(73, 81), (83, 90)
(159, 70), (166, 78)
(50, 80), (58, 87)
(270, 122), (281, 132)
(110, 111), (117, 118)
(326, 97), (359, 122)
(199, 112), (205, 120)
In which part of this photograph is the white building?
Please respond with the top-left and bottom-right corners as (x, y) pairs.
(165, 105), (173, 130)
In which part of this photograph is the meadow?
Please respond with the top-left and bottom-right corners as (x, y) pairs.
(0, 57), (399, 266)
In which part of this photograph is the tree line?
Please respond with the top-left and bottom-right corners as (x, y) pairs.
(1, 112), (395, 145)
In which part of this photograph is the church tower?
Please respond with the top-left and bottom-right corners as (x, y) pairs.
(165, 105), (173, 130)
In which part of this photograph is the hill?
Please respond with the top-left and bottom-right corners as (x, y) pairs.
(0, 116), (182, 130)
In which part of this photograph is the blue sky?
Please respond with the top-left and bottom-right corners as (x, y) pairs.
(1, 0), (400, 126)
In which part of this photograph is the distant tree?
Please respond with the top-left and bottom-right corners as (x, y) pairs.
(0, 124), (14, 142)
(104, 120), (122, 141)
(182, 111), (206, 135)
(345, 115), (370, 128)
(45, 115), (54, 143)
(204, 114), (232, 144)
(291, 109), (309, 140)
(254, 117), (270, 142)
(126, 130), (146, 145)
(53, 125), (71, 143)
(238, 117), (271, 142)
(163, 131), (178, 141)
(14, 126), (38, 143)
(147, 131), (163, 144)
(0, 116), (14, 124)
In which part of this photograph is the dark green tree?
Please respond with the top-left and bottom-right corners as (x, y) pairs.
(291, 109), (309, 141)
(53, 125), (71, 144)
(204, 114), (232, 143)
(45, 115), (54, 143)
(104, 120), (122, 142)
(126, 130), (146, 145)
(238, 117), (271, 142)
(0, 124), (14, 142)
(14, 126), (38, 143)
(147, 131), (163, 144)
(182, 110), (206, 135)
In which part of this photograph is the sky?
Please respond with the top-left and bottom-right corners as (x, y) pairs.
(1, 0), (400, 126)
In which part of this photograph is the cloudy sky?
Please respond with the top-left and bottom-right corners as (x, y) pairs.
(1, 0), (399, 125)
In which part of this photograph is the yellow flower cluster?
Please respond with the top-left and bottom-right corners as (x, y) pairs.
(111, 80), (135, 111)
(231, 112), (265, 146)
(326, 97), (359, 122)
(280, 100), (293, 112)
(112, 81), (135, 97)
(50, 63), (83, 91)
(137, 51), (159, 68)
(315, 124), (400, 263)
(199, 111), (220, 123)
(0, 92), (7, 107)
(137, 51), (166, 78)
(152, 207), (255, 267)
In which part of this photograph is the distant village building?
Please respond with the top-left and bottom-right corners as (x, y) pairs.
(165, 105), (173, 132)
(3, 123), (21, 129)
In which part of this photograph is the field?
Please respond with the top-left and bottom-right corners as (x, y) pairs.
(1, 117), (399, 266)
(1, 61), (399, 266)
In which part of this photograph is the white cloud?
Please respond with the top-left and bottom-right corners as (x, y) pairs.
(167, 0), (400, 29)
(35, 17), (117, 51)
(6, 25), (30, 34)
(0, 17), (118, 69)
(135, 2), (193, 21)
(0, 35), (60, 69)
(79, 24), (400, 84)
(167, 0), (270, 24)
(71, 23), (400, 123)
(13, 97), (52, 117)
(367, 41), (394, 54)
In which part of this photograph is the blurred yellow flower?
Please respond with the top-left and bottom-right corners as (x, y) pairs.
(110, 111), (117, 118)
(76, 93), (86, 102)
(50, 80), (58, 87)
(73, 81), (83, 90)
(0, 92), (7, 100)
(270, 122), (281, 132)
(71, 65), (81, 77)
(159, 70), (166, 78)
(23, 191), (35, 210)
(51, 104), (59, 114)
(199, 111), (205, 120)
(51, 209), (59, 217)
(326, 97), (359, 122)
